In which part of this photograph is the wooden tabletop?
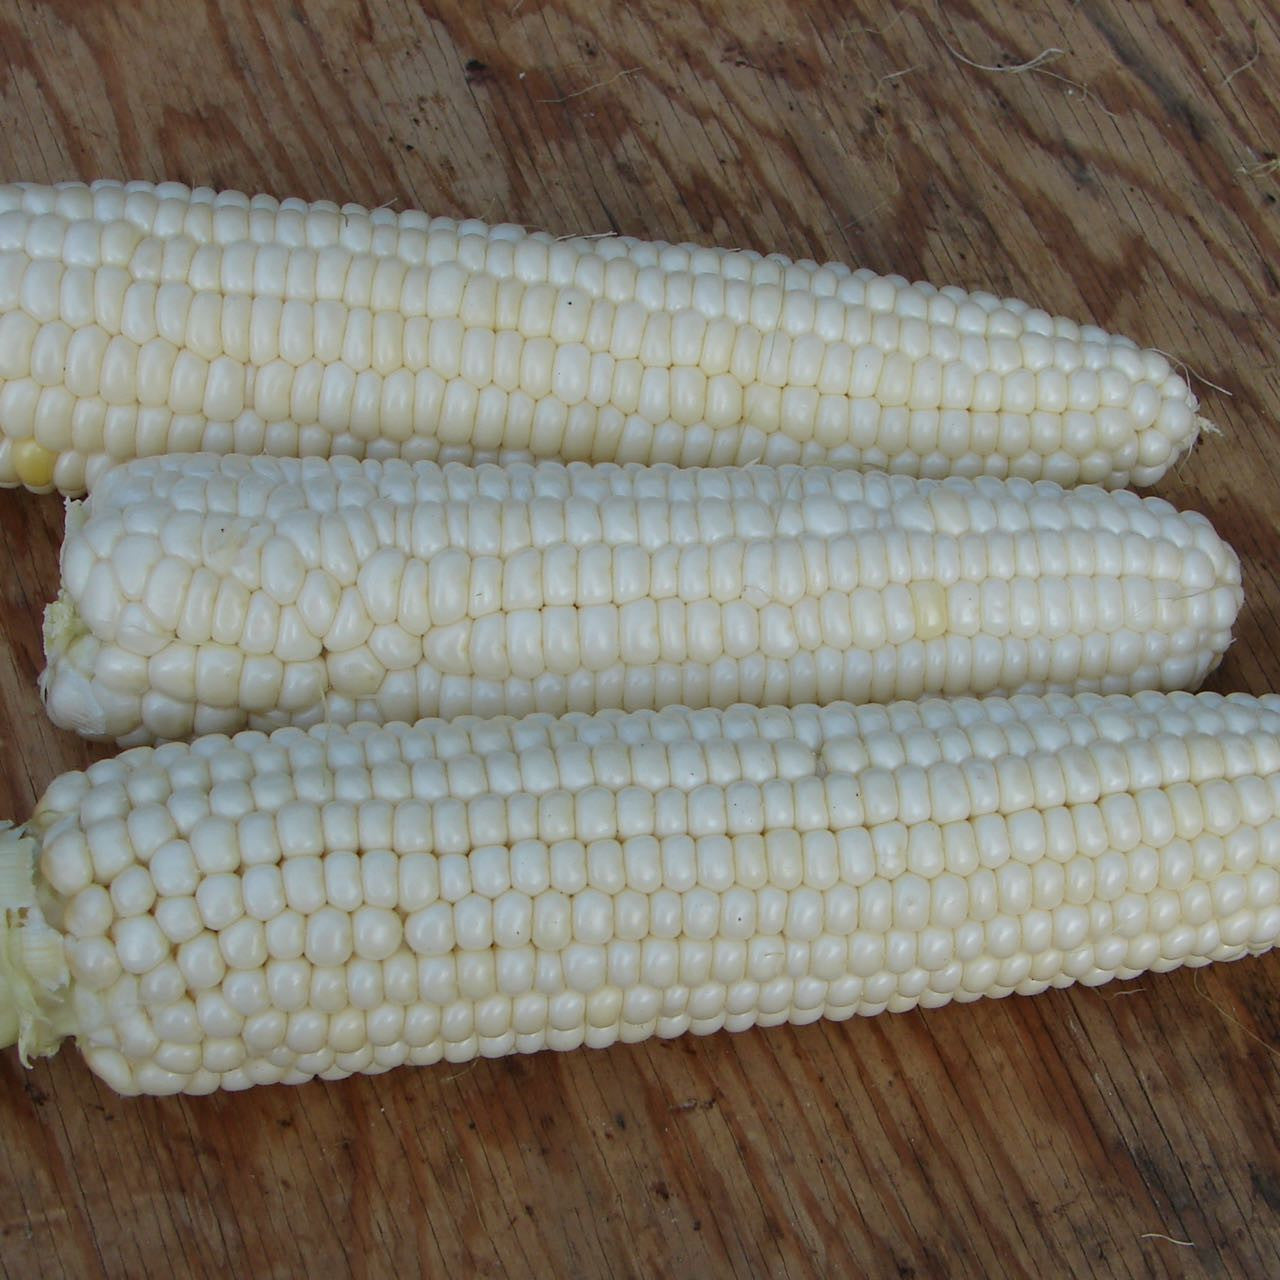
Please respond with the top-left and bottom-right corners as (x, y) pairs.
(1, 2), (1278, 1276)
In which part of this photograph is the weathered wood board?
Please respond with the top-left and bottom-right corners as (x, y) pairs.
(1, 3), (1278, 1275)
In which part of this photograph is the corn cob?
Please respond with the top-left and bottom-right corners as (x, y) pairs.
(0, 179), (1204, 496)
(41, 454), (1241, 745)
(4, 690), (1279, 1096)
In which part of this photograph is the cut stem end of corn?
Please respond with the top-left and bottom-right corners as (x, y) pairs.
(0, 823), (72, 1062)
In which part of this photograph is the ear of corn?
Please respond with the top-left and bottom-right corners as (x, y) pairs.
(0, 179), (1204, 495)
(40, 454), (1241, 745)
(4, 689), (1280, 1096)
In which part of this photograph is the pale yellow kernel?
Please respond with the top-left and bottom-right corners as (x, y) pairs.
(12, 437), (56, 488)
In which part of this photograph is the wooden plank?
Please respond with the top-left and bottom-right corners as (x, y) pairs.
(0, 1), (1278, 1276)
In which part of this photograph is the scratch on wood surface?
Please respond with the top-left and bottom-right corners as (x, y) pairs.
(1139, 1231), (1196, 1248)
(941, 41), (1066, 76)
(876, 65), (920, 88)
(1193, 970), (1280, 1063)
(1221, 19), (1261, 89)
(537, 67), (641, 104)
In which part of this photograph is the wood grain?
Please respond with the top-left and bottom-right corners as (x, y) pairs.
(1, 1), (1279, 1276)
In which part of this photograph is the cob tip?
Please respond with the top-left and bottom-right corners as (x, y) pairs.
(0, 822), (72, 1064)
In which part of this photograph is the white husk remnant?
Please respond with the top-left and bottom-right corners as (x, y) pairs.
(41, 588), (88, 660)
(0, 822), (71, 1064)
(41, 501), (88, 661)
(39, 584), (108, 738)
